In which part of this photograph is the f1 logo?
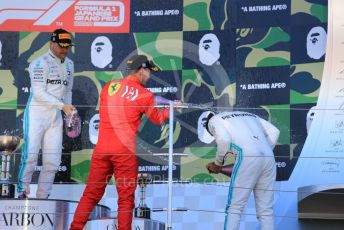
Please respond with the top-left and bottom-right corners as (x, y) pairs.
(0, 1), (128, 33)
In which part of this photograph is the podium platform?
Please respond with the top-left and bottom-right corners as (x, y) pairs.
(0, 199), (110, 229)
(298, 184), (344, 219)
(85, 217), (165, 230)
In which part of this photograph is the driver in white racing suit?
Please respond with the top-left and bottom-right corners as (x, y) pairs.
(199, 111), (280, 230)
(17, 28), (75, 199)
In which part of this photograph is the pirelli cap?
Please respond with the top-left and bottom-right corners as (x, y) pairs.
(127, 55), (160, 72)
(51, 28), (74, 48)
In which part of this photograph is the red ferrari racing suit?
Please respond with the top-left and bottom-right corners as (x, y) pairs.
(70, 75), (169, 230)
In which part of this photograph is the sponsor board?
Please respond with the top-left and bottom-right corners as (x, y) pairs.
(290, 103), (316, 143)
(130, 0), (183, 32)
(0, 0), (130, 33)
(236, 66), (290, 106)
(74, 33), (136, 71)
(145, 70), (181, 100)
(274, 144), (294, 181)
(0, 32), (19, 69)
(291, 24), (327, 64)
(235, 0), (290, 26)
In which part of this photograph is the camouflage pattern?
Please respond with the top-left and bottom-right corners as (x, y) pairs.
(291, 0), (328, 24)
(134, 32), (183, 70)
(0, 1), (328, 184)
(183, 0), (231, 31)
(290, 63), (323, 104)
(236, 27), (290, 68)
(0, 70), (17, 109)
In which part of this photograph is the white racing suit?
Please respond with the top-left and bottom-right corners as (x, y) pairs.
(17, 50), (74, 198)
(208, 111), (280, 230)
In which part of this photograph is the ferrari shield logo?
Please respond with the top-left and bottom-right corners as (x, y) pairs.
(108, 82), (121, 96)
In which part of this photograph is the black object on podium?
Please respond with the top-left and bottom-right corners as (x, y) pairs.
(134, 173), (152, 219)
(0, 183), (15, 198)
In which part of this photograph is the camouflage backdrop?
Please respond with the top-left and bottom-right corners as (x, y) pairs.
(0, 0), (328, 185)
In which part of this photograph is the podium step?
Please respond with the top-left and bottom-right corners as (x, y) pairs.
(0, 198), (110, 230)
(85, 217), (165, 230)
(298, 184), (344, 219)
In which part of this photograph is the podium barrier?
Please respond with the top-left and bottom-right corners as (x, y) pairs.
(84, 217), (165, 230)
(0, 199), (110, 229)
(298, 184), (344, 219)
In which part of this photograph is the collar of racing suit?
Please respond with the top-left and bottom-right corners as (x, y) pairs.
(49, 49), (65, 63)
(126, 75), (142, 85)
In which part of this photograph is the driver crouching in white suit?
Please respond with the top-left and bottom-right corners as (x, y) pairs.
(198, 111), (280, 230)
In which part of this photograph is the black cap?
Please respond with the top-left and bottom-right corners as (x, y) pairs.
(51, 28), (74, 48)
(126, 55), (160, 72)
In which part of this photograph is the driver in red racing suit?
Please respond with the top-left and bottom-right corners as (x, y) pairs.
(70, 55), (177, 230)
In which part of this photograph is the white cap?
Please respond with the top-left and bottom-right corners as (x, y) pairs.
(197, 111), (215, 144)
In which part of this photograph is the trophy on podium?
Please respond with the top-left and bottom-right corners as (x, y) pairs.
(0, 135), (20, 198)
(134, 173), (152, 219)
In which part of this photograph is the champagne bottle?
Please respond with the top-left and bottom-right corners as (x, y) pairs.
(220, 164), (234, 177)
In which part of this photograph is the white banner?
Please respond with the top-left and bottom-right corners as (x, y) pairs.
(275, 0), (344, 225)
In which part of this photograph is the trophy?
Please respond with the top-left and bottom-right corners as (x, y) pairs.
(0, 135), (19, 198)
(134, 173), (152, 219)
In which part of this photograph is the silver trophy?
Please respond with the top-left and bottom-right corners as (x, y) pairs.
(134, 173), (152, 219)
(0, 135), (19, 198)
